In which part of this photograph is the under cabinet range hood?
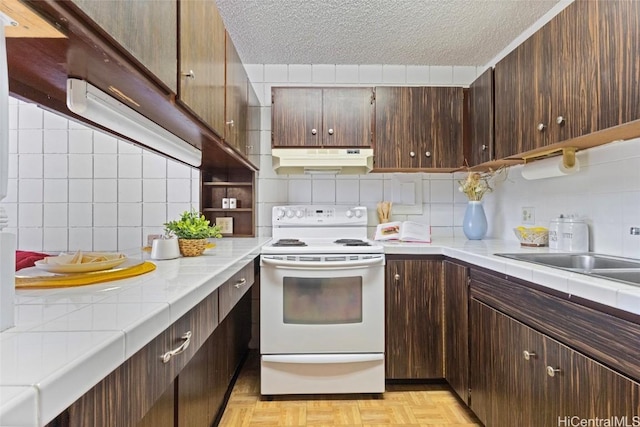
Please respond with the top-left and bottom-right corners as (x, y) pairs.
(271, 148), (374, 175)
(66, 78), (202, 167)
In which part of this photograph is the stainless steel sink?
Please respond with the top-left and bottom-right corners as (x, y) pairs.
(495, 252), (640, 287)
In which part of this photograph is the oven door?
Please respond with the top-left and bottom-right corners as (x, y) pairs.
(260, 254), (385, 354)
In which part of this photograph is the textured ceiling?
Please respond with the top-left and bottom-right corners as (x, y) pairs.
(215, 0), (561, 66)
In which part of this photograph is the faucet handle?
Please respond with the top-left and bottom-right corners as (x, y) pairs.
(631, 227), (640, 236)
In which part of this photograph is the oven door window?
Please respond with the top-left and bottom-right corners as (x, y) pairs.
(282, 276), (362, 324)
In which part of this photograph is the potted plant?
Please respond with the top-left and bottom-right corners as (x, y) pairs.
(164, 209), (222, 257)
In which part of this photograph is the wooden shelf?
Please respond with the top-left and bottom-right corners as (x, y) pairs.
(202, 181), (252, 187)
(203, 208), (252, 213)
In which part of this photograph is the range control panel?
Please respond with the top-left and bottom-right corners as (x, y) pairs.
(272, 205), (367, 226)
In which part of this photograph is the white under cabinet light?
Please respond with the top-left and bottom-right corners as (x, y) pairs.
(66, 78), (202, 167)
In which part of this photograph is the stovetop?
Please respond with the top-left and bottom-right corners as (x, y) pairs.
(266, 205), (383, 255)
(263, 237), (384, 255)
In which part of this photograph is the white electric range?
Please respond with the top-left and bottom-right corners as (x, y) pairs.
(260, 205), (386, 395)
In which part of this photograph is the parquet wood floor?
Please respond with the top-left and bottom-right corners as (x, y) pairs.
(219, 354), (482, 427)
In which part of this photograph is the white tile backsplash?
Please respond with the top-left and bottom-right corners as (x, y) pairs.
(1, 98), (199, 252)
(312, 64), (336, 83)
(406, 65), (430, 84)
(335, 65), (359, 83)
(429, 66), (454, 85)
(358, 65), (383, 83)
(288, 64), (312, 82)
(382, 65), (406, 84)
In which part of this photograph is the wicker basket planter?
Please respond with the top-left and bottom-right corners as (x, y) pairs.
(178, 238), (208, 257)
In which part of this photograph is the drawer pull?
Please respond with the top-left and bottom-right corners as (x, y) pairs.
(546, 366), (561, 377)
(161, 331), (192, 363)
(523, 350), (536, 360)
(234, 278), (247, 289)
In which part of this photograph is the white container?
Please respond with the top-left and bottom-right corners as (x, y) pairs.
(229, 198), (237, 209)
(222, 198), (230, 209)
(548, 217), (564, 250)
(150, 237), (180, 260)
(562, 218), (589, 252)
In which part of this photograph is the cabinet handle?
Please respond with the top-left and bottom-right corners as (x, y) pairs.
(523, 350), (536, 360)
(234, 278), (247, 289)
(409, 151), (416, 158)
(425, 151), (431, 158)
(481, 144), (487, 151)
(226, 120), (234, 127)
(311, 128), (317, 135)
(181, 70), (195, 79)
(328, 128), (334, 135)
(394, 273), (400, 281)
(161, 331), (192, 363)
(537, 123), (546, 132)
(556, 116), (566, 125)
(546, 366), (561, 377)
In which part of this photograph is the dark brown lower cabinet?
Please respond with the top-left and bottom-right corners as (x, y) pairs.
(138, 380), (175, 427)
(470, 299), (640, 427)
(443, 261), (469, 404)
(176, 292), (251, 426)
(46, 266), (254, 427)
(385, 256), (443, 379)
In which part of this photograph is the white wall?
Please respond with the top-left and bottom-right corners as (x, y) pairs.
(0, 96), (200, 253)
(248, 63), (640, 257)
(484, 138), (640, 258)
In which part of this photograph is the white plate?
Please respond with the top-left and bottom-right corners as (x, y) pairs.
(34, 252), (127, 274)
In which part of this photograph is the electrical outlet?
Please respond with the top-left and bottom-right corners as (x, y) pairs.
(521, 207), (535, 225)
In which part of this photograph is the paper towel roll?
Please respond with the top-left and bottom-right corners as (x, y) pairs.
(521, 156), (580, 180)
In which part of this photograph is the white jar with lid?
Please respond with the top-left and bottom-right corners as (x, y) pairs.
(562, 217), (589, 252)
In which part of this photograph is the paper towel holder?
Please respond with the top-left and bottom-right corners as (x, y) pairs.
(522, 147), (577, 169)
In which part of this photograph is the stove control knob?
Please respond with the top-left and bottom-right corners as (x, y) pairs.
(295, 209), (304, 218)
(346, 209), (353, 218)
(354, 209), (363, 218)
(275, 208), (285, 219)
(285, 209), (294, 218)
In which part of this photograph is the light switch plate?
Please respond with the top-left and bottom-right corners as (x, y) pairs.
(522, 207), (535, 225)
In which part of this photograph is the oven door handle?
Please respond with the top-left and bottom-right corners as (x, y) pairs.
(262, 354), (384, 364)
(261, 257), (384, 269)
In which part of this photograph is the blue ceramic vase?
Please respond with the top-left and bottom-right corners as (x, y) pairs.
(463, 201), (488, 240)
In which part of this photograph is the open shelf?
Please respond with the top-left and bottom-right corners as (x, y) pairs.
(201, 168), (255, 237)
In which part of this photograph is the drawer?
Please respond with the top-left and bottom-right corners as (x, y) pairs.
(219, 260), (255, 322)
(58, 290), (219, 426)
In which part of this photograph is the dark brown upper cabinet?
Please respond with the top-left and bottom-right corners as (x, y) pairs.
(374, 86), (463, 171)
(71, 0), (178, 93)
(271, 87), (374, 147)
(494, 0), (640, 160)
(465, 68), (494, 167)
(178, 0), (227, 138)
(225, 34), (249, 155)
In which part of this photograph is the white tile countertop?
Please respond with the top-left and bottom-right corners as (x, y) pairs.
(0, 237), (270, 427)
(2, 236), (639, 426)
(381, 238), (640, 316)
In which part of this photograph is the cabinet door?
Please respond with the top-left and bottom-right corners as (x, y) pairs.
(466, 68), (494, 167)
(179, 0), (226, 136)
(374, 86), (422, 169)
(470, 300), (543, 427)
(550, 336), (640, 422)
(225, 34), (248, 152)
(494, 29), (549, 159)
(425, 87), (464, 168)
(375, 87), (462, 169)
(385, 258), (443, 379)
(443, 261), (469, 404)
(71, 0), (177, 92)
(271, 88), (323, 147)
(595, 0), (640, 131)
(322, 88), (373, 147)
